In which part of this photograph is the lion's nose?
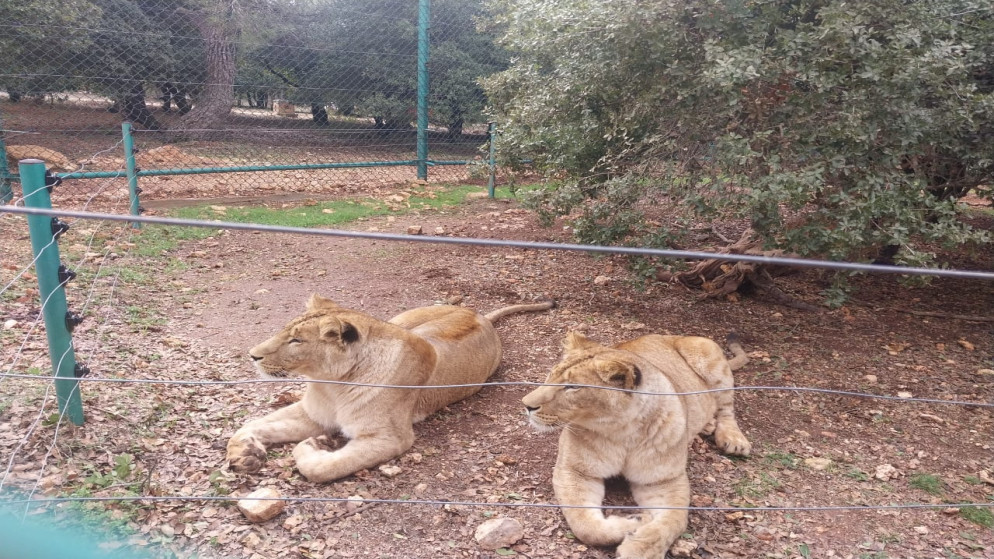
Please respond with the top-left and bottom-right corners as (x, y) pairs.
(250, 353), (262, 362)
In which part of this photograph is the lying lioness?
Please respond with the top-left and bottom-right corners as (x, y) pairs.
(227, 294), (554, 483)
(523, 331), (752, 559)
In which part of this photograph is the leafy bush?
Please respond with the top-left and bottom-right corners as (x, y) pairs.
(484, 0), (993, 266)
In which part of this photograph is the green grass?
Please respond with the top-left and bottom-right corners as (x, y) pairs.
(170, 184), (521, 227)
(908, 473), (945, 496)
(959, 506), (994, 528)
(763, 451), (800, 470)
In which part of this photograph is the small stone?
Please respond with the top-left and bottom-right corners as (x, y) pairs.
(913, 526), (929, 535)
(864, 375), (878, 384)
(897, 391), (913, 399)
(238, 488), (285, 523)
(669, 538), (698, 557)
(407, 225), (423, 235)
(474, 517), (524, 550)
(378, 464), (403, 478)
(976, 369), (994, 377)
(434, 227), (445, 235)
(803, 457), (832, 471)
(874, 464), (900, 481)
(593, 275), (611, 286)
(3, 319), (17, 330)
(957, 339), (975, 351)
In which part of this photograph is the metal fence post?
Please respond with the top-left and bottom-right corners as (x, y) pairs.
(487, 122), (497, 198)
(416, 0), (431, 181)
(0, 113), (12, 204)
(122, 122), (142, 228)
(19, 159), (85, 426)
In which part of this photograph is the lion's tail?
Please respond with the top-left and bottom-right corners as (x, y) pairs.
(484, 298), (556, 323)
(726, 332), (749, 371)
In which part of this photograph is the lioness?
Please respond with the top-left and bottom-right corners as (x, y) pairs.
(227, 294), (554, 483)
(522, 331), (752, 559)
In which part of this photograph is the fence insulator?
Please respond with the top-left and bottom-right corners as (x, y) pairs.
(73, 364), (91, 378)
(57, 264), (77, 285)
(43, 169), (61, 192)
(65, 311), (84, 333)
(50, 218), (70, 239)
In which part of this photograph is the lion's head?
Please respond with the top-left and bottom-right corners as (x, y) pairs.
(249, 294), (370, 379)
(522, 332), (642, 432)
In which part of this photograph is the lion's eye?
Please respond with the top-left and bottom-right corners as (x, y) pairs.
(564, 385), (581, 392)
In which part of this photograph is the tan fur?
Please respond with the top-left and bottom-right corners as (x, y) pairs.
(227, 294), (554, 483)
(522, 332), (751, 559)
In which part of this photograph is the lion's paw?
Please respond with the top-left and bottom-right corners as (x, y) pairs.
(700, 419), (717, 436)
(715, 429), (752, 457)
(227, 435), (267, 473)
(616, 534), (654, 559)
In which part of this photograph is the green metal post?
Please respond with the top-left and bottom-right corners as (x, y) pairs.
(487, 122), (497, 198)
(122, 122), (141, 228)
(19, 159), (85, 426)
(416, 0), (431, 181)
(0, 113), (12, 204)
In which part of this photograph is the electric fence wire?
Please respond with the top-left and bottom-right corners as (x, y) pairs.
(5, 494), (994, 514)
(0, 374), (990, 409)
(2, 206), (993, 281)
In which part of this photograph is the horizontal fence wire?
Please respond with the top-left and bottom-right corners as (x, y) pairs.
(4, 495), (993, 514)
(3, 206), (994, 280)
(0, 374), (990, 409)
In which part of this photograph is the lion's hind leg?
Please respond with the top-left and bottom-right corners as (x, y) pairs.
(617, 474), (691, 559)
(227, 402), (324, 473)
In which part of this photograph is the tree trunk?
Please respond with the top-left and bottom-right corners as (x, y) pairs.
(179, 3), (240, 130)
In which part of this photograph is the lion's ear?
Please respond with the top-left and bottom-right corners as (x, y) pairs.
(307, 294), (339, 312)
(563, 331), (597, 351)
(595, 359), (641, 391)
(318, 317), (366, 345)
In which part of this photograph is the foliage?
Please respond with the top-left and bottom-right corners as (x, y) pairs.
(2, 0), (503, 132)
(484, 0), (994, 267)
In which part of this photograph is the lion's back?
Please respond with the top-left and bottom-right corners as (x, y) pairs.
(389, 305), (503, 420)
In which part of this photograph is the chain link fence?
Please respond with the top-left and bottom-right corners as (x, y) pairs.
(1, 0), (503, 208)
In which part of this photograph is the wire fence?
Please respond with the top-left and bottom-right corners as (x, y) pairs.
(1, 0), (500, 208)
(1, 139), (993, 557)
(2, 3), (994, 552)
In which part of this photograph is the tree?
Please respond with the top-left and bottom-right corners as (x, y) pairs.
(485, 0), (993, 296)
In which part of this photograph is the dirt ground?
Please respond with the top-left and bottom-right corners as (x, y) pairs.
(2, 102), (994, 559)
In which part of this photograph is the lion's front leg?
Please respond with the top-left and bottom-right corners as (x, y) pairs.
(552, 466), (643, 547)
(227, 402), (324, 473)
(292, 426), (415, 483)
(616, 473), (690, 559)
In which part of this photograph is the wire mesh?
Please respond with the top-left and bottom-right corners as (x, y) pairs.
(1, 0), (501, 204)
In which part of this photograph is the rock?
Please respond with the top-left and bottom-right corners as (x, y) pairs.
(897, 391), (913, 399)
(237, 488), (285, 523)
(976, 369), (994, 377)
(803, 457), (832, 471)
(874, 464), (900, 481)
(593, 275), (611, 286)
(670, 538), (698, 557)
(378, 464), (402, 478)
(864, 374), (878, 383)
(3, 319), (17, 330)
(407, 225), (423, 235)
(434, 226), (445, 235)
(473, 517), (524, 550)
(957, 339), (975, 351)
